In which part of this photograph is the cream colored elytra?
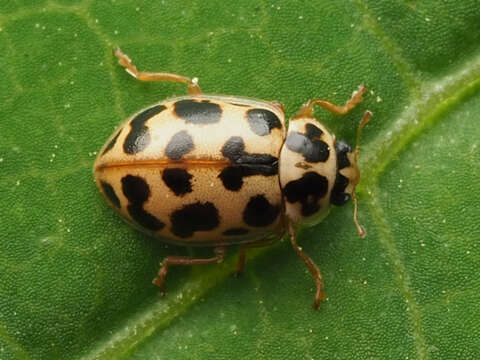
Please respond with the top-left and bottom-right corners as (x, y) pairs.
(95, 95), (286, 245)
(93, 48), (371, 310)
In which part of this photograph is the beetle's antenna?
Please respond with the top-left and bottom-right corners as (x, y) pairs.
(352, 110), (372, 238)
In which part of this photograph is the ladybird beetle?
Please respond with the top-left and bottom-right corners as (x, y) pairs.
(93, 49), (371, 309)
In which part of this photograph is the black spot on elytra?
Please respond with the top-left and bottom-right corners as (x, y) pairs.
(219, 164), (277, 191)
(284, 172), (328, 217)
(223, 228), (249, 236)
(174, 99), (222, 124)
(221, 137), (278, 167)
(243, 195), (279, 227)
(124, 105), (166, 154)
(246, 108), (282, 136)
(102, 130), (120, 155)
(165, 130), (194, 160)
(286, 123), (329, 163)
(218, 166), (243, 191)
(122, 175), (149, 203)
(221, 136), (245, 161)
(219, 136), (278, 191)
(330, 174), (350, 206)
(121, 175), (165, 231)
(171, 202), (220, 238)
(162, 168), (193, 196)
(335, 140), (352, 170)
(101, 181), (120, 208)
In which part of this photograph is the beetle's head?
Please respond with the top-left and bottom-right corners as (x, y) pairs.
(320, 111), (371, 237)
(330, 140), (359, 206)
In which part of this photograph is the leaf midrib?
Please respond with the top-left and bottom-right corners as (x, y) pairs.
(361, 52), (480, 182)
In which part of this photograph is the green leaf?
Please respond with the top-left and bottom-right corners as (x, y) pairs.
(1, 1), (479, 359)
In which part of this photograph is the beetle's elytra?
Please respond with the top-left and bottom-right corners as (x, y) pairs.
(93, 48), (371, 309)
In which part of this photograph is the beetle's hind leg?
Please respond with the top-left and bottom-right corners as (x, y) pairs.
(235, 237), (282, 275)
(153, 246), (226, 295)
(114, 48), (202, 95)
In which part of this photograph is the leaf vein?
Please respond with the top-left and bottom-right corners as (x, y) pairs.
(353, 0), (422, 92)
(367, 183), (428, 360)
(361, 52), (480, 180)
(0, 324), (31, 360)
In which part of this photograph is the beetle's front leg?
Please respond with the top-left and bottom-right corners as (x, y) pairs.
(294, 84), (366, 119)
(288, 223), (325, 309)
(153, 246), (227, 294)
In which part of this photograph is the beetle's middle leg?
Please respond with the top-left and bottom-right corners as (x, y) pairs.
(114, 48), (202, 95)
(235, 236), (282, 274)
(153, 246), (227, 294)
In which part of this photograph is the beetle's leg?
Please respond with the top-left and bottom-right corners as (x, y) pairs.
(294, 84), (366, 119)
(236, 236), (282, 274)
(288, 222), (325, 310)
(153, 246), (226, 294)
(114, 48), (202, 95)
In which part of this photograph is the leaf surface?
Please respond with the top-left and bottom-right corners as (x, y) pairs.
(1, 1), (479, 359)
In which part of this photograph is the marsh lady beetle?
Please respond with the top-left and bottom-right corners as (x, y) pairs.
(94, 49), (371, 309)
